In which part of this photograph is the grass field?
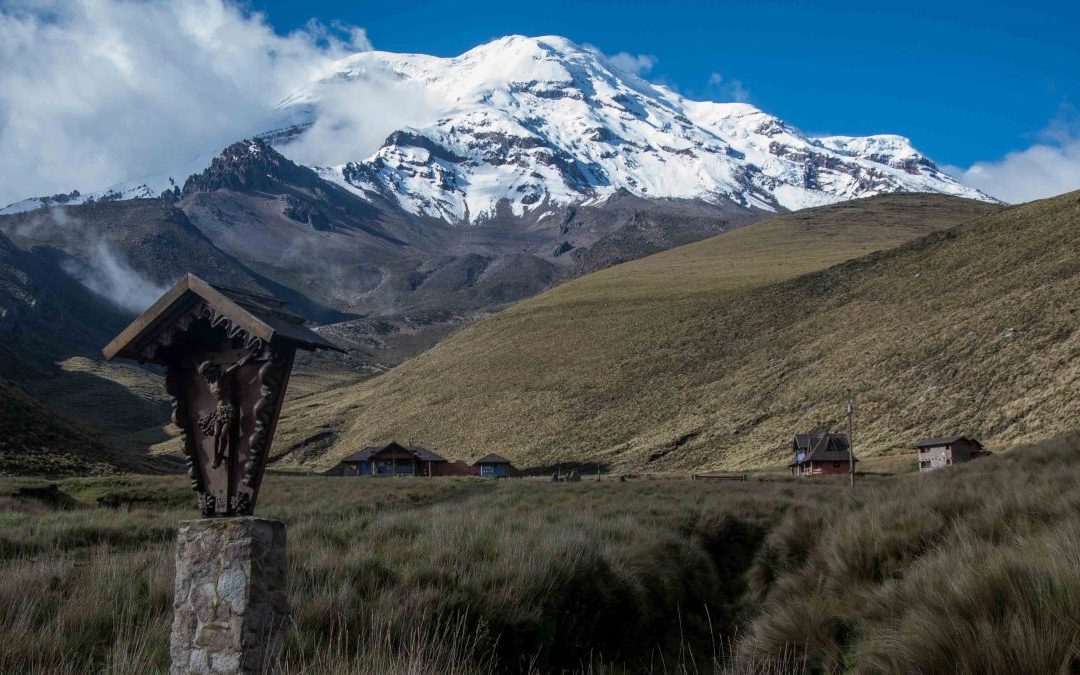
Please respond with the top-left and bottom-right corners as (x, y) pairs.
(3, 431), (1079, 673)
(265, 193), (1003, 472)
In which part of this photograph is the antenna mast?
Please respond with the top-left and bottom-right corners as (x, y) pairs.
(845, 401), (856, 489)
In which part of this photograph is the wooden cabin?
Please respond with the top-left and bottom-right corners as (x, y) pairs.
(916, 436), (989, 472)
(337, 442), (447, 476)
(475, 453), (514, 477)
(789, 433), (856, 477)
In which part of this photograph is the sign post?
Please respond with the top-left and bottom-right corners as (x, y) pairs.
(103, 274), (338, 674)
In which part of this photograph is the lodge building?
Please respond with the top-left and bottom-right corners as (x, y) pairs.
(789, 433), (856, 477)
(330, 442), (515, 477)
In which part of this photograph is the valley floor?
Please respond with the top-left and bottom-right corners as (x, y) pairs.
(3, 431), (1079, 673)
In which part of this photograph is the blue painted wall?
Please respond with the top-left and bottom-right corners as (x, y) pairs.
(479, 463), (508, 477)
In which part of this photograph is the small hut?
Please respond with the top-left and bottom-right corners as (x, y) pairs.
(789, 433), (856, 477)
(474, 453), (514, 477)
(916, 436), (989, 471)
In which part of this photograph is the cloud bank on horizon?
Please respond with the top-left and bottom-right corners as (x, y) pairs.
(945, 113), (1080, 204)
(0, 0), (1076, 206)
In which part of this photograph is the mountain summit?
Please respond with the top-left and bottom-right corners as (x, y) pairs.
(274, 35), (992, 223)
(3, 35), (990, 219)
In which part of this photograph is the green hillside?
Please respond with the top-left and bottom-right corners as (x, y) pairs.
(0, 376), (162, 476)
(266, 193), (1005, 470)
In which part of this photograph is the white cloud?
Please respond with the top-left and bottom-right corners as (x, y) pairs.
(707, 72), (749, 103)
(948, 118), (1080, 204)
(61, 242), (171, 313)
(602, 51), (657, 76)
(0, 0), (370, 206)
(16, 206), (169, 312)
(280, 65), (445, 171)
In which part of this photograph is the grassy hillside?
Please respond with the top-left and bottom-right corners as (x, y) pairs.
(265, 193), (1001, 470)
(0, 376), (161, 476)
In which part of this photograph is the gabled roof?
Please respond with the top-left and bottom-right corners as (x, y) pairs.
(790, 433), (856, 465)
(340, 442), (446, 463)
(474, 453), (512, 465)
(915, 435), (984, 449)
(103, 273), (339, 361)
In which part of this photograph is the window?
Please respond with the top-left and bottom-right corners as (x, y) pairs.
(832, 461), (841, 468)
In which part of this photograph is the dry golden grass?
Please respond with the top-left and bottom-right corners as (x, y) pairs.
(266, 193), (1002, 471)
(5, 433), (1080, 672)
(739, 431), (1080, 673)
(0, 472), (827, 672)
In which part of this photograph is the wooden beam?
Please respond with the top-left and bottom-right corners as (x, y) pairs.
(103, 274), (278, 361)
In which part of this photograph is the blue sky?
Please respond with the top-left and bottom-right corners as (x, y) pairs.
(251, 0), (1079, 170)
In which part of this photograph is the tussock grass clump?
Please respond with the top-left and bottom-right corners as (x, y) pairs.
(281, 480), (806, 672)
(0, 475), (815, 672)
(5, 435), (1080, 672)
(737, 432), (1080, 673)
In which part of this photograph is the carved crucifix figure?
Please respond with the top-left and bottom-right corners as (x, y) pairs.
(103, 275), (339, 516)
(197, 353), (254, 471)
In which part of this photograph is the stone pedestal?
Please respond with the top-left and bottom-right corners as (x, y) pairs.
(170, 518), (288, 674)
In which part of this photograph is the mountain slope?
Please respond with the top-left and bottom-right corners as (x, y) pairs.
(264, 193), (1001, 469)
(0, 35), (997, 392)
(0, 227), (131, 379)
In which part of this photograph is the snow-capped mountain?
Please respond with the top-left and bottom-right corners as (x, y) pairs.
(2, 35), (991, 220)
(0, 154), (210, 216)
(271, 35), (990, 223)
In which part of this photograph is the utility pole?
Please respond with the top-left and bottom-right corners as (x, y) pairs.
(846, 401), (856, 489)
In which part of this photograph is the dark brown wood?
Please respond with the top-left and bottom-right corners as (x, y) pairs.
(103, 274), (335, 516)
(103, 273), (337, 361)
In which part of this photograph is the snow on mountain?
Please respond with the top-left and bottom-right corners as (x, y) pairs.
(3, 35), (993, 221)
(0, 183), (158, 216)
(274, 35), (992, 223)
(0, 153), (212, 216)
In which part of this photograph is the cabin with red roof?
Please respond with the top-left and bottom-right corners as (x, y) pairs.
(789, 433), (856, 477)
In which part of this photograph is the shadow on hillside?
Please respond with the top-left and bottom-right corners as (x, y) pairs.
(25, 366), (171, 438)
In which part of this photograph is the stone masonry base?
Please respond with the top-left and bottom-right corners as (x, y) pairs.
(170, 517), (288, 674)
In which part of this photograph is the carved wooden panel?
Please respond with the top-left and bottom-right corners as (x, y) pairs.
(158, 309), (296, 516)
